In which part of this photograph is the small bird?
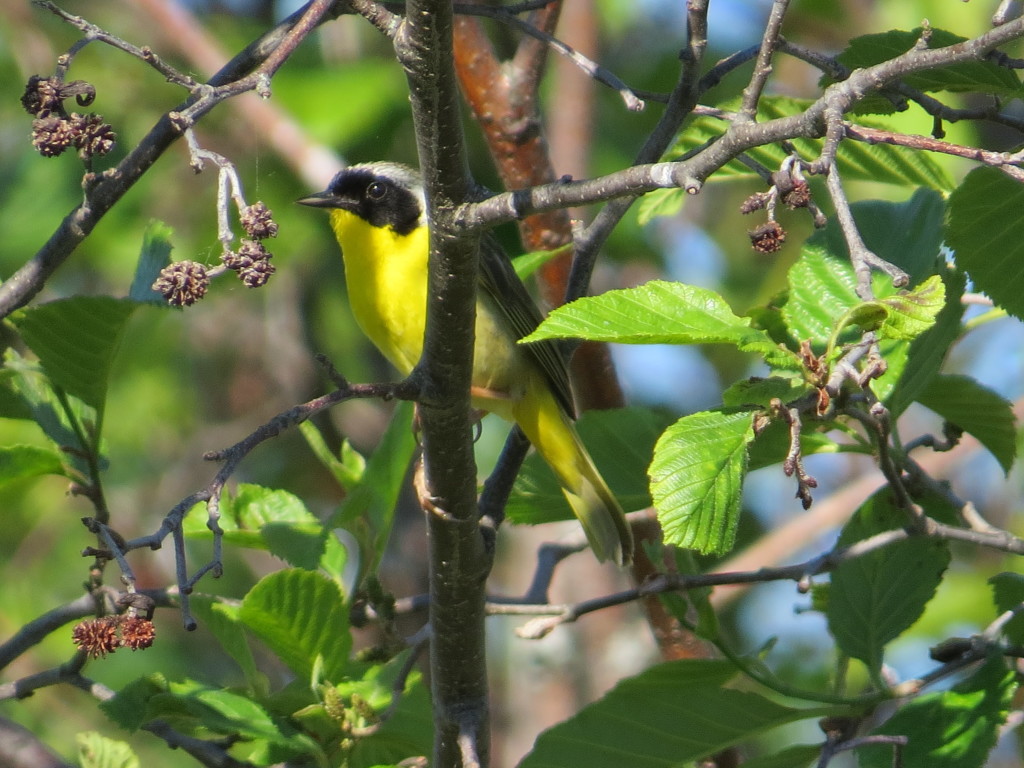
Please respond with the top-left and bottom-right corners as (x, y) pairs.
(299, 162), (632, 565)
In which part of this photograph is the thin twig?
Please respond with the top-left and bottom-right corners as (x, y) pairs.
(844, 122), (1024, 183)
(738, 0), (792, 120)
(33, 1), (199, 88)
(824, 164), (909, 299)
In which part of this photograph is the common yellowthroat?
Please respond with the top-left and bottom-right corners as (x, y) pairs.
(299, 163), (632, 565)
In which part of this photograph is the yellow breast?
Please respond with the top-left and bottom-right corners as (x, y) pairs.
(329, 208), (530, 414)
(329, 208), (430, 375)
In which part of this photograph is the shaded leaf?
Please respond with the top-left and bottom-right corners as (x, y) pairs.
(738, 745), (824, 768)
(512, 244), (572, 282)
(189, 597), (264, 693)
(917, 374), (1016, 475)
(11, 297), (136, 412)
(722, 376), (810, 409)
(811, 189), (946, 287)
(100, 674), (169, 732)
(989, 572), (1024, 646)
(835, 28), (1022, 97)
(129, 220), (175, 305)
(332, 400), (417, 577)
(636, 187), (686, 226)
(827, 491), (951, 673)
(518, 659), (832, 768)
(946, 167), (1024, 320)
(299, 421), (365, 490)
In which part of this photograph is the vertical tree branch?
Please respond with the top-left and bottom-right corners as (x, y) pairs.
(737, 0), (791, 121)
(396, 0), (490, 765)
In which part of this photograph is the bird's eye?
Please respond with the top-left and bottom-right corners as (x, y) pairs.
(366, 181), (387, 201)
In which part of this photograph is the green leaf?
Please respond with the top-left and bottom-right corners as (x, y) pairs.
(76, 732), (139, 768)
(144, 679), (319, 762)
(186, 484), (312, 542)
(0, 369), (33, 420)
(671, 97), (951, 191)
(508, 407), (668, 524)
(722, 376), (810, 410)
(523, 280), (787, 363)
(916, 374), (1016, 475)
(163, 684), (289, 741)
(783, 245), (860, 348)
(189, 597), (264, 693)
(887, 265), (966, 418)
(811, 189), (946, 287)
(649, 410), (754, 555)
(636, 187), (686, 226)
(240, 569), (351, 684)
(827, 491), (951, 673)
(261, 521), (330, 572)
(11, 296), (136, 412)
(859, 653), (1016, 768)
(877, 274), (945, 341)
(299, 421), (365, 490)
(747, 420), (846, 472)
(781, 244), (916, 400)
(946, 166), (1024, 320)
(989, 572), (1024, 646)
(843, 302), (888, 333)
(2, 350), (93, 476)
(518, 659), (832, 768)
(336, 655), (434, 767)
(512, 244), (572, 282)
(99, 674), (169, 732)
(0, 444), (67, 485)
(129, 220), (175, 305)
(835, 28), (1022, 97)
(332, 400), (417, 577)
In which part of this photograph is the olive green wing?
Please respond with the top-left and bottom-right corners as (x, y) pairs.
(477, 235), (576, 418)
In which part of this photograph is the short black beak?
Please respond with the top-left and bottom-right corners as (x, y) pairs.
(296, 190), (337, 208)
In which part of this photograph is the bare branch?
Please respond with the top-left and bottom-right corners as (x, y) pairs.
(824, 164), (909, 298)
(738, 0), (792, 120)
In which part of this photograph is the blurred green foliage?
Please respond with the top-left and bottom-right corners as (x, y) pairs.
(0, 1), (1022, 766)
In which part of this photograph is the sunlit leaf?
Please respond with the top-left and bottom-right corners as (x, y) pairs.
(649, 410), (754, 555)
(76, 732), (139, 768)
(240, 569), (350, 684)
(523, 280), (791, 367)
(859, 653), (1016, 768)
(0, 444), (67, 484)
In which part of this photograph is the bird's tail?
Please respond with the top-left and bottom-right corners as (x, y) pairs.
(514, 386), (633, 566)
